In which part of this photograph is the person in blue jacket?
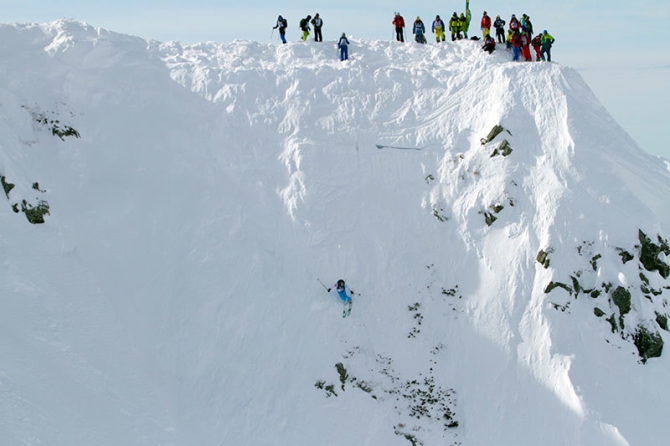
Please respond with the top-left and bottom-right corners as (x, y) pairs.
(328, 279), (354, 301)
(328, 279), (354, 316)
(338, 33), (350, 61)
(273, 15), (288, 44)
(413, 17), (426, 44)
(432, 15), (446, 42)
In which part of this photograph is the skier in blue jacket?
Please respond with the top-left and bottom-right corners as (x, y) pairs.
(328, 279), (354, 317)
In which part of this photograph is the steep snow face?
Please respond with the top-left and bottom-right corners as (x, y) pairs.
(1, 20), (669, 446)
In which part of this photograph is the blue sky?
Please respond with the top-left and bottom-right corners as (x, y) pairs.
(4, 0), (669, 158)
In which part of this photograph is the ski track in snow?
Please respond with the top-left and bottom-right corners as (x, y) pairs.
(0, 19), (668, 445)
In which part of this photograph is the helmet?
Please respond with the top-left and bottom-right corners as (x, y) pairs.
(341, 32), (346, 37)
(543, 29), (547, 34)
(337, 279), (345, 287)
(436, 15), (440, 19)
(512, 14), (516, 18)
(416, 16), (420, 20)
(483, 11), (487, 15)
(278, 15), (282, 20)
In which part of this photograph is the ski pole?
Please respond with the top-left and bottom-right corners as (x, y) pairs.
(317, 278), (330, 291)
(271, 28), (275, 40)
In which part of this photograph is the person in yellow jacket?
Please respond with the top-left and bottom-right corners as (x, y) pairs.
(505, 29), (513, 49)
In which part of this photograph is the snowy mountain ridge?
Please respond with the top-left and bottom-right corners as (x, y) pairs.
(1, 19), (670, 445)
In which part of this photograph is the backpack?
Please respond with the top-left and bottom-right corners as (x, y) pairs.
(281, 18), (287, 29)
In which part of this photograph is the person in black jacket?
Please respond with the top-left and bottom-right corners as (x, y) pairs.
(493, 15), (505, 43)
(299, 15), (312, 41)
(311, 14), (323, 42)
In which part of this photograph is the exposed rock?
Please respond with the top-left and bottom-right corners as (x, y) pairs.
(536, 250), (550, 268)
(633, 326), (664, 364)
(638, 230), (670, 278)
(480, 125), (504, 144)
(1, 176), (15, 198)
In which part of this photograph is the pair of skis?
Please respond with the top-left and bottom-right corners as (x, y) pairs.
(342, 300), (352, 318)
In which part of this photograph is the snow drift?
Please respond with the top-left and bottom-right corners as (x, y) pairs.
(1, 20), (669, 445)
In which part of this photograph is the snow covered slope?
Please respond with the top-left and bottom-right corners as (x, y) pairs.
(1, 20), (670, 445)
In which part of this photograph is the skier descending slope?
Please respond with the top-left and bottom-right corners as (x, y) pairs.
(327, 279), (354, 317)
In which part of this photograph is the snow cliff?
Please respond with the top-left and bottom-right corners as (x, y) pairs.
(1, 20), (669, 445)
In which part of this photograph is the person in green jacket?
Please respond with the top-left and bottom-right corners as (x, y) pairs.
(449, 12), (460, 41)
(540, 30), (555, 61)
(459, 13), (468, 39)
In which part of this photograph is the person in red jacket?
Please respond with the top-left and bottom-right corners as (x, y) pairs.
(531, 34), (542, 61)
(509, 14), (520, 32)
(393, 12), (405, 42)
(481, 11), (491, 39)
(482, 34), (496, 54)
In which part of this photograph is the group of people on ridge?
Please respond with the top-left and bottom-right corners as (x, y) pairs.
(272, 13), (349, 61)
(394, 11), (471, 43)
(393, 10), (555, 62)
(273, 11), (555, 63)
(477, 11), (555, 61)
(480, 12), (555, 62)
(273, 14), (325, 44)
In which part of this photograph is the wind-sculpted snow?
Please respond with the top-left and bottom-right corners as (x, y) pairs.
(1, 20), (669, 445)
